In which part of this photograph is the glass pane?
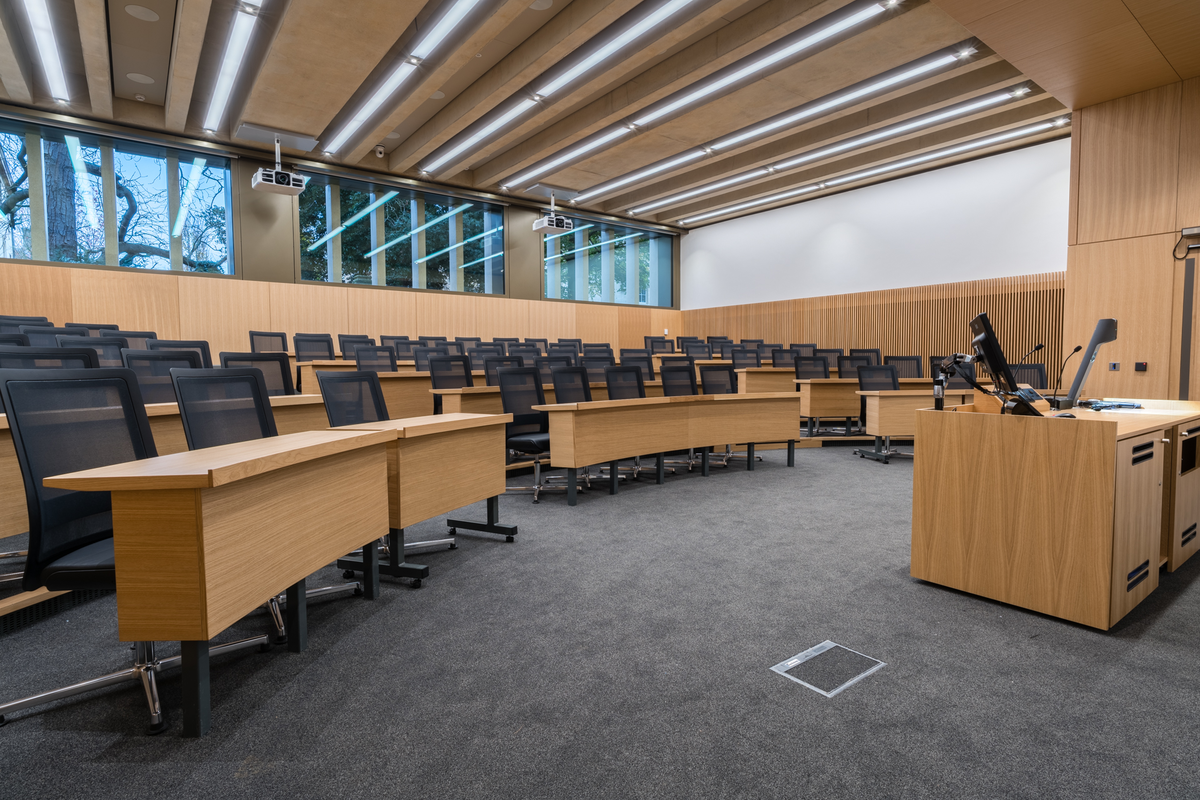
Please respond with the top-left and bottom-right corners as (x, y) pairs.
(41, 134), (105, 264)
(113, 147), (170, 270)
(0, 129), (33, 261)
(543, 215), (674, 307)
(384, 195), (412, 287)
(299, 183), (328, 281)
(174, 156), (232, 273)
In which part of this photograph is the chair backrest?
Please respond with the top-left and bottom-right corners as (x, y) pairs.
(837, 355), (872, 380)
(63, 323), (119, 337)
(497, 367), (547, 439)
(884, 355), (923, 379)
(605, 365), (646, 400)
(795, 357), (830, 380)
(534, 356), (572, 385)
(547, 342), (577, 358)
(413, 344), (449, 372)
(293, 333), (335, 361)
(719, 341), (738, 359)
(699, 364), (737, 394)
(418, 335), (448, 344)
(147, 338), (213, 368)
(317, 370), (390, 426)
(381, 335), (416, 359)
(582, 343), (613, 357)
(171, 367), (278, 450)
(524, 338), (549, 354)
(555, 338), (583, 355)
(643, 336), (666, 350)
(466, 347), (491, 371)
(219, 352), (296, 396)
(740, 339), (763, 345)
(790, 343), (816, 357)
(551, 366), (592, 403)
(1012, 363), (1047, 390)
(0, 317), (51, 335)
(756, 343), (783, 358)
(484, 356), (525, 386)
(0, 346), (99, 370)
(493, 337), (520, 346)
(249, 330), (287, 352)
(676, 335), (701, 347)
(684, 341), (712, 358)
(648, 339), (674, 354)
(660, 364), (697, 396)
(441, 341), (466, 356)
(508, 344), (541, 361)
(0, 367), (157, 591)
(103, 329), (156, 349)
(771, 349), (800, 368)
(20, 325), (88, 348)
(857, 364), (899, 392)
(428, 355), (474, 390)
(122, 349), (202, 403)
(658, 355), (694, 370)
(473, 341), (505, 356)
(731, 349), (761, 369)
(814, 348), (844, 370)
(455, 336), (482, 344)
(0, 333), (30, 347)
(620, 348), (649, 358)
(338, 334), (375, 358)
(849, 348), (881, 366)
(66, 335), (126, 367)
(355, 345), (399, 373)
(621, 353), (655, 382)
(707, 336), (731, 345)
(580, 356), (615, 385)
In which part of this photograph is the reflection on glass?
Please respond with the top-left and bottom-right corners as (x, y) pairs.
(174, 157), (232, 273)
(543, 216), (673, 307)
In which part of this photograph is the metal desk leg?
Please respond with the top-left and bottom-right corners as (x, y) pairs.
(338, 528), (431, 585)
(656, 454), (665, 484)
(361, 538), (379, 600)
(181, 641), (210, 738)
(286, 578), (307, 653)
(747, 443), (755, 471)
(447, 496), (519, 542)
(567, 468), (578, 506)
(609, 461), (619, 495)
(701, 447), (710, 477)
(787, 440), (795, 466)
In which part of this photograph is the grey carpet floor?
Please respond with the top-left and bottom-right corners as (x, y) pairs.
(1, 447), (1199, 800)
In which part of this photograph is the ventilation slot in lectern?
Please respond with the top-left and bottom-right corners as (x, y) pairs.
(1127, 560), (1150, 592)
(1182, 523), (1197, 547)
(1132, 441), (1154, 454)
(1132, 451), (1155, 466)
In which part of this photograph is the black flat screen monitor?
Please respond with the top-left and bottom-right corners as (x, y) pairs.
(969, 312), (1020, 394)
(1065, 318), (1117, 408)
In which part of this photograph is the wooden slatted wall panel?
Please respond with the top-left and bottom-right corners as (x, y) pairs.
(681, 272), (1065, 376)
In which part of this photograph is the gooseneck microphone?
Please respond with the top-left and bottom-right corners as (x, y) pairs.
(1055, 345), (1084, 397)
(1014, 343), (1044, 372)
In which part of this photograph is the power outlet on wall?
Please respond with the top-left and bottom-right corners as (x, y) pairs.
(1109, 362), (1120, 371)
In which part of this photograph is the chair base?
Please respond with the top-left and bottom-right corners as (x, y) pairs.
(0, 636), (268, 734)
(853, 436), (912, 465)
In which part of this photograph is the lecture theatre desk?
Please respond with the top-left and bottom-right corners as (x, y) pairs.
(533, 393), (802, 505)
(738, 366), (840, 393)
(793, 378), (938, 435)
(911, 398), (1200, 630)
(333, 413), (517, 583)
(439, 381), (665, 415)
(850, 389), (974, 463)
(44, 429), (393, 736)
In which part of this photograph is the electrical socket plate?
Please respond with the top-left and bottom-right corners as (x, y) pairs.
(1110, 362), (1120, 371)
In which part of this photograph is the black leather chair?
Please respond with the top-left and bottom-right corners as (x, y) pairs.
(219, 352), (296, 396)
(65, 335), (126, 367)
(249, 330), (287, 352)
(355, 346), (399, 373)
(508, 344), (541, 363)
(884, 355), (923, 378)
(102, 329), (156, 349)
(605, 365), (646, 400)
(583, 344), (614, 358)
(837, 355), (872, 380)
(19, 325), (88, 347)
(0, 367), (268, 734)
(147, 338), (213, 368)
(756, 343), (783, 359)
(719, 341), (738, 359)
(795, 357), (830, 436)
(497, 367), (556, 503)
(338, 334), (375, 358)
(122, 349), (202, 403)
(429, 355), (473, 414)
(63, 322), (119, 337)
(441, 341), (466, 356)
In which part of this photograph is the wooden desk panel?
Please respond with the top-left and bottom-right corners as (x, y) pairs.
(858, 390), (973, 437)
(798, 379), (936, 419)
(440, 381), (664, 415)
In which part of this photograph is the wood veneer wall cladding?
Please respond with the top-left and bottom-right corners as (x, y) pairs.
(681, 272), (1065, 374)
(0, 260), (684, 348)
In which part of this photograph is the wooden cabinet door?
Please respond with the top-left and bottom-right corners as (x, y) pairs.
(1111, 431), (1166, 626)
(1168, 422), (1200, 571)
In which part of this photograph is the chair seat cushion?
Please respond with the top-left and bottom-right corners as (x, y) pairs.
(507, 432), (550, 454)
(41, 538), (116, 591)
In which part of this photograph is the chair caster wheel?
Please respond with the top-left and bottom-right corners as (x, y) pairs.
(448, 528), (457, 536)
(506, 535), (515, 543)
(146, 717), (169, 736)
(883, 459), (889, 465)
(449, 542), (457, 549)
(353, 585), (364, 597)
(0, 714), (7, 727)
(411, 579), (422, 589)
(342, 570), (356, 579)
(533, 499), (540, 504)
(259, 640), (273, 653)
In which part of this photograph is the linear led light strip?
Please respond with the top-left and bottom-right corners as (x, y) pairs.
(203, 0), (263, 132)
(23, 0), (70, 102)
(545, 232), (643, 261)
(324, 0), (478, 153)
(307, 191), (400, 251)
(573, 48), (968, 204)
(364, 203), (473, 258)
(173, 158), (208, 238)
(631, 86), (1025, 214)
(456, 251), (504, 271)
(544, 223), (593, 242)
(422, 0), (700, 175)
(417, 225), (503, 264)
(504, 1), (894, 190)
(679, 118), (1066, 225)
(63, 137), (100, 229)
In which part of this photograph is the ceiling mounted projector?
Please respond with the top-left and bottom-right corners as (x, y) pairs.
(251, 135), (310, 196)
(533, 191), (573, 232)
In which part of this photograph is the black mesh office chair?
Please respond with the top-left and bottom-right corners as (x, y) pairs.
(0, 346), (99, 369)
(456, 336), (482, 346)
(418, 335), (448, 345)
(605, 365), (646, 400)
(355, 346), (399, 373)
(123, 349), (202, 403)
(497, 367), (557, 503)
(756, 343), (783, 359)
(581, 356), (615, 385)
(719, 342), (738, 359)
(0, 315), (50, 334)
(643, 336), (665, 350)
(413, 344), (449, 372)
(317, 370), (389, 426)
(676, 335), (701, 348)
(790, 343), (817, 357)
(622, 353), (655, 382)
(795, 356), (830, 381)
(381, 336), (416, 360)
(429, 355), (473, 414)
(548, 342), (577, 359)
(484, 356), (525, 385)
(837, 355), (871, 380)
(684, 342), (712, 358)
(508, 344), (540, 363)
(493, 337), (520, 353)
(707, 336), (731, 345)
(852, 365), (907, 463)
(700, 364), (737, 395)
(658, 355), (694, 372)
(171, 367), (278, 450)
(65, 335), (126, 367)
(249, 330), (287, 352)
(534, 356), (572, 385)
(551, 366), (592, 403)
(524, 338), (549, 354)
(474, 341), (505, 356)
(850, 348), (881, 365)
(0, 367), (268, 734)
(731, 349), (761, 370)
(1013, 363), (1047, 390)
(441, 341), (466, 356)
(740, 339), (763, 346)
(20, 325), (88, 347)
(147, 338), (213, 368)
(884, 355), (923, 378)
(64, 322), (119, 337)
(772, 349), (800, 368)
(102, 329), (156, 349)
(582, 343), (613, 358)
(620, 348), (648, 358)
(293, 333), (335, 362)
(555, 338), (583, 355)
(814, 348), (843, 372)
(660, 364), (697, 396)
(466, 348), (491, 371)
(338, 334), (375, 358)
(0, 333), (29, 347)
(649, 339), (674, 354)
(219, 352), (296, 396)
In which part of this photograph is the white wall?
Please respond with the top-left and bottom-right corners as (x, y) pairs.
(680, 138), (1070, 309)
